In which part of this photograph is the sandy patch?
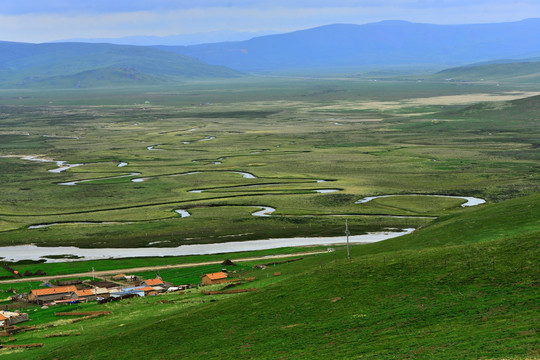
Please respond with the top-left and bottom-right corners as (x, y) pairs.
(316, 91), (540, 112)
(403, 91), (540, 106)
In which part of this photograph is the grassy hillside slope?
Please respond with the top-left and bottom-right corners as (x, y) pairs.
(0, 41), (242, 88)
(359, 194), (540, 253)
(434, 60), (540, 82)
(6, 195), (538, 359)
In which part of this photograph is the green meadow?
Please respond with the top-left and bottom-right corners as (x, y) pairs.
(1, 194), (537, 359)
(0, 78), (538, 248)
(0, 77), (538, 359)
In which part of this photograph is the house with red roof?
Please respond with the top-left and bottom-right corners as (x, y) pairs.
(28, 286), (77, 304)
(141, 278), (164, 287)
(0, 313), (7, 327)
(137, 287), (158, 296)
(201, 272), (228, 285)
(0, 310), (29, 326)
(75, 289), (98, 302)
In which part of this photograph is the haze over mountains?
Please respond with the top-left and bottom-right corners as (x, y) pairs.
(162, 19), (540, 72)
(57, 30), (277, 47)
(2, 19), (540, 88)
(0, 42), (241, 88)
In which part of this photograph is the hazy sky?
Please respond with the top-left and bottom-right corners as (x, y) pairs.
(1, 0), (539, 43)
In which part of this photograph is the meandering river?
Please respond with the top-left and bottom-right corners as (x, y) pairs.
(355, 194), (486, 207)
(0, 228), (415, 262)
(1, 155), (83, 173)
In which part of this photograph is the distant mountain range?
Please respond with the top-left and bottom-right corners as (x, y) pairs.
(0, 41), (242, 88)
(158, 19), (540, 72)
(3, 19), (540, 88)
(56, 30), (277, 46)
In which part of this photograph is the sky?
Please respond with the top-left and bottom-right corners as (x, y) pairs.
(1, 0), (539, 43)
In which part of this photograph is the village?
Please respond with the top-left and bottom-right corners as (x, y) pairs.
(0, 255), (301, 341)
(1, 265), (238, 331)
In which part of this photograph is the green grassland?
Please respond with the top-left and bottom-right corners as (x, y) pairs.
(1, 195), (537, 359)
(433, 60), (540, 83)
(1, 246), (327, 279)
(0, 77), (538, 359)
(0, 78), (538, 248)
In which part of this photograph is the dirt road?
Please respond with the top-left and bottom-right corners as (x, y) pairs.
(0, 251), (327, 284)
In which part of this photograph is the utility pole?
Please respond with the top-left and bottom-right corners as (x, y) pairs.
(345, 219), (350, 260)
(92, 267), (95, 281)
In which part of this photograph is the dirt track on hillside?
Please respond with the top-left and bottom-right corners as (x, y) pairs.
(0, 251), (327, 284)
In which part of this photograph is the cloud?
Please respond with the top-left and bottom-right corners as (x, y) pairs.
(3, 0), (539, 14)
(1, 1), (539, 43)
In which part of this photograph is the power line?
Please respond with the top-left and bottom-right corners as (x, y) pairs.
(345, 219), (350, 260)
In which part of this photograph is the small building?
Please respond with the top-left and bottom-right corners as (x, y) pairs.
(166, 284), (191, 292)
(94, 287), (111, 299)
(75, 289), (98, 302)
(137, 286), (158, 296)
(0, 311), (29, 326)
(201, 272), (228, 285)
(141, 278), (164, 287)
(150, 286), (166, 293)
(109, 289), (144, 299)
(28, 286), (78, 304)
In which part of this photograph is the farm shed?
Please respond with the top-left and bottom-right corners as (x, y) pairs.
(75, 289), (98, 301)
(141, 278), (164, 287)
(0, 311), (29, 326)
(201, 272), (228, 285)
(109, 289), (145, 298)
(138, 287), (158, 296)
(150, 286), (166, 293)
(166, 284), (191, 292)
(28, 286), (78, 304)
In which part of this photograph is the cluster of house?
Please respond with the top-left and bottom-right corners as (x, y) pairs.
(1, 270), (238, 329)
(0, 310), (29, 327)
(27, 276), (189, 305)
(16, 267), (236, 307)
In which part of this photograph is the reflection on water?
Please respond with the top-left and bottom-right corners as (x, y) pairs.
(174, 209), (191, 217)
(355, 194), (486, 207)
(0, 228), (415, 262)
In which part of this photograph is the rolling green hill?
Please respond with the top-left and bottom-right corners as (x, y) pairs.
(13, 66), (172, 88)
(434, 59), (540, 82)
(5, 195), (538, 359)
(0, 41), (242, 88)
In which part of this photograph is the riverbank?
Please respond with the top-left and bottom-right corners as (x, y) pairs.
(0, 228), (414, 262)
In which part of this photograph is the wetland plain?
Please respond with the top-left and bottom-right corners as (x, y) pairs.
(0, 79), (538, 252)
(0, 77), (538, 360)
